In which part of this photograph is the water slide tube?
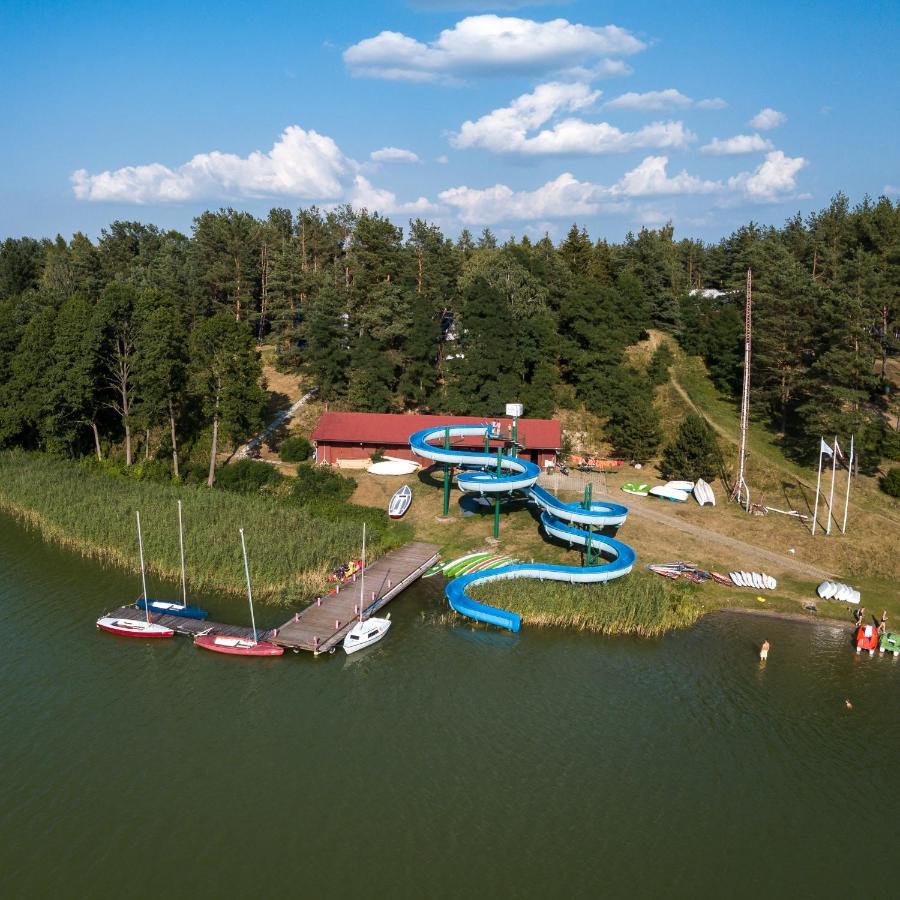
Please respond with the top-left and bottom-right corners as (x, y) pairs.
(409, 424), (636, 632)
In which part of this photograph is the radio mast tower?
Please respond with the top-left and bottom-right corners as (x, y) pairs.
(731, 269), (752, 510)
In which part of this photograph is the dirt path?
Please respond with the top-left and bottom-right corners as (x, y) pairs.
(622, 499), (834, 580)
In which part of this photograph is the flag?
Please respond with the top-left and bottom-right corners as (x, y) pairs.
(833, 439), (845, 462)
(819, 437), (833, 457)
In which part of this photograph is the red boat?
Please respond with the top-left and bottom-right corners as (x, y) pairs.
(855, 624), (879, 655)
(96, 616), (174, 639)
(194, 633), (283, 656)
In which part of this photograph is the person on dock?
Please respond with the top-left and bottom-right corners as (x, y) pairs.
(759, 640), (770, 661)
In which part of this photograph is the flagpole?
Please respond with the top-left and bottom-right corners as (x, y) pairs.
(826, 436), (838, 535)
(811, 439), (824, 536)
(841, 435), (854, 535)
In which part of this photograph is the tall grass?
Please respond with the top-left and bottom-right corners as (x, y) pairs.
(470, 574), (703, 636)
(0, 450), (408, 604)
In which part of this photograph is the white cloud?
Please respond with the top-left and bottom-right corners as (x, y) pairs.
(343, 15), (646, 82)
(701, 133), (774, 155)
(370, 147), (422, 164)
(71, 126), (348, 203)
(350, 175), (439, 215)
(606, 89), (726, 111)
(561, 59), (633, 80)
(451, 82), (694, 155)
(609, 156), (721, 197)
(439, 172), (604, 223)
(727, 150), (807, 201)
(884, 185), (900, 196)
(435, 154), (450, 164)
(749, 107), (786, 130)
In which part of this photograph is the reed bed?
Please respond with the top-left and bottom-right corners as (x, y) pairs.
(470, 574), (703, 637)
(0, 450), (405, 604)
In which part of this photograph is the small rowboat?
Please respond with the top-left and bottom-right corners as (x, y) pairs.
(96, 617), (174, 638)
(136, 599), (209, 620)
(649, 485), (689, 502)
(194, 633), (283, 656)
(388, 484), (412, 519)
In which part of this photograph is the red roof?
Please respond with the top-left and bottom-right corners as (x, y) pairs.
(311, 412), (561, 450)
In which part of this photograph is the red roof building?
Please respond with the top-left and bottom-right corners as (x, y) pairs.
(311, 412), (561, 467)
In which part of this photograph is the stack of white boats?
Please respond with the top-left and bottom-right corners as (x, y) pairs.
(816, 581), (861, 604)
(729, 571), (777, 590)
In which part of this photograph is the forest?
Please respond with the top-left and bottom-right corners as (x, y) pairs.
(0, 193), (898, 484)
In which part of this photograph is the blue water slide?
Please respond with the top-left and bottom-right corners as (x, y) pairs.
(409, 424), (636, 632)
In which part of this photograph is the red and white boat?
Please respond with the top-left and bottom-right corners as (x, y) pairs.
(96, 511), (175, 640)
(96, 616), (174, 638)
(194, 633), (283, 656)
(193, 527), (284, 658)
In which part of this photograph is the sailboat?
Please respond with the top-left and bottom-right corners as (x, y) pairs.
(136, 501), (208, 620)
(97, 511), (175, 639)
(193, 528), (284, 657)
(342, 523), (391, 654)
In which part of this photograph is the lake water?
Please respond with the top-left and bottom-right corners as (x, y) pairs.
(0, 513), (895, 898)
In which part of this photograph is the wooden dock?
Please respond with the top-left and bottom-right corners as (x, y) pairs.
(271, 542), (439, 654)
(103, 541), (438, 656)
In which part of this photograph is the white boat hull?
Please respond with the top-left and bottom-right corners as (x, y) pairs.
(343, 617), (391, 653)
(693, 478), (716, 506)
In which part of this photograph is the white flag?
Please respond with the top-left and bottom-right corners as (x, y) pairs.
(819, 437), (833, 457)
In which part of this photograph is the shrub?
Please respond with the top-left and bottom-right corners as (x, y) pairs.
(646, 343), (674, 386)
(215, 459), (282, 494)
(291, 463), (356, 505)
(370, 447), (386, 463)
(659, 413), (719, 481)
(279, 435), (312, 463)
(881, 467), (900, 498)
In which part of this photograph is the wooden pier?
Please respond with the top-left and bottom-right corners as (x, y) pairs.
(103, 541), (438, 656)
(271, 542), (439, 654)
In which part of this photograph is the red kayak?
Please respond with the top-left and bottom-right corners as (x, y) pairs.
(96, 616), (174, 639)
(194, 633), (284, 657)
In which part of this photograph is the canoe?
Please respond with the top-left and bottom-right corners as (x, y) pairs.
(368, 459), (419, 476)
(649, 486), (689, 503)
(388, 484), (412, 519)
(96, 616), (174, 638)
(194, 633), (284, 656)
(136, 598), (208, 620)
(730, 572), (743, 586)
(693, 478), (716, 507)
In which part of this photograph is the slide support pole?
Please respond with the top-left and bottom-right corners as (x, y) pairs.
(442, 428), (451, 516)
(493, 447), (502, 539)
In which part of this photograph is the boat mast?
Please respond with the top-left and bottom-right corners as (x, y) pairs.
(359, 523), (366, 623)
(177, 500), (187, 606)
(730, 268), (752, 511)
(136, 510), (149, 623)
(240, 528), (258, 644)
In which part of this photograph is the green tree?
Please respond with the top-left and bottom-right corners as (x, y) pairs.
(191, 315), (266, 486)
(659, 413), (720, 481)
(607, 395), (662, 463)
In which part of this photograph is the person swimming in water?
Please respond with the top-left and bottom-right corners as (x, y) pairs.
(759, 640), (770, 661)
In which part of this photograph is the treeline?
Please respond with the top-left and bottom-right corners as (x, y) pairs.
(0, 193), (897, 477)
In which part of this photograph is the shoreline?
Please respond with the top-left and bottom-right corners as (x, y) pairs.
(709, 605), (852, 630)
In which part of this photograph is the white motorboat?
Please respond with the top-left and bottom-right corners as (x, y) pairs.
(343, 524), (391, 654)
(388, 484), (412, 519)
(693, 478), (716, 506)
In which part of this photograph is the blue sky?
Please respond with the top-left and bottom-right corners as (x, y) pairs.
(1, 0), (897, 242)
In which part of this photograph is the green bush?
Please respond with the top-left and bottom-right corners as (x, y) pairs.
(291, 463), (356, 505)
(279, 435), (312, 462)
(881, 467), (900, 498)
(215, 459), (282, 493)
(370, 447), (386, 463)
(646, 343), (674, 386)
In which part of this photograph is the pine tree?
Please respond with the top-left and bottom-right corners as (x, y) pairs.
(301, 283), (349, 401)
(607, 395), (662, 463)
(659, 413), (719, 481)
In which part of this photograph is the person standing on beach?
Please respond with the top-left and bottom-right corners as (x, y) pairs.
(878, 611), (887, 635)
(760, 640), (770, 661)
